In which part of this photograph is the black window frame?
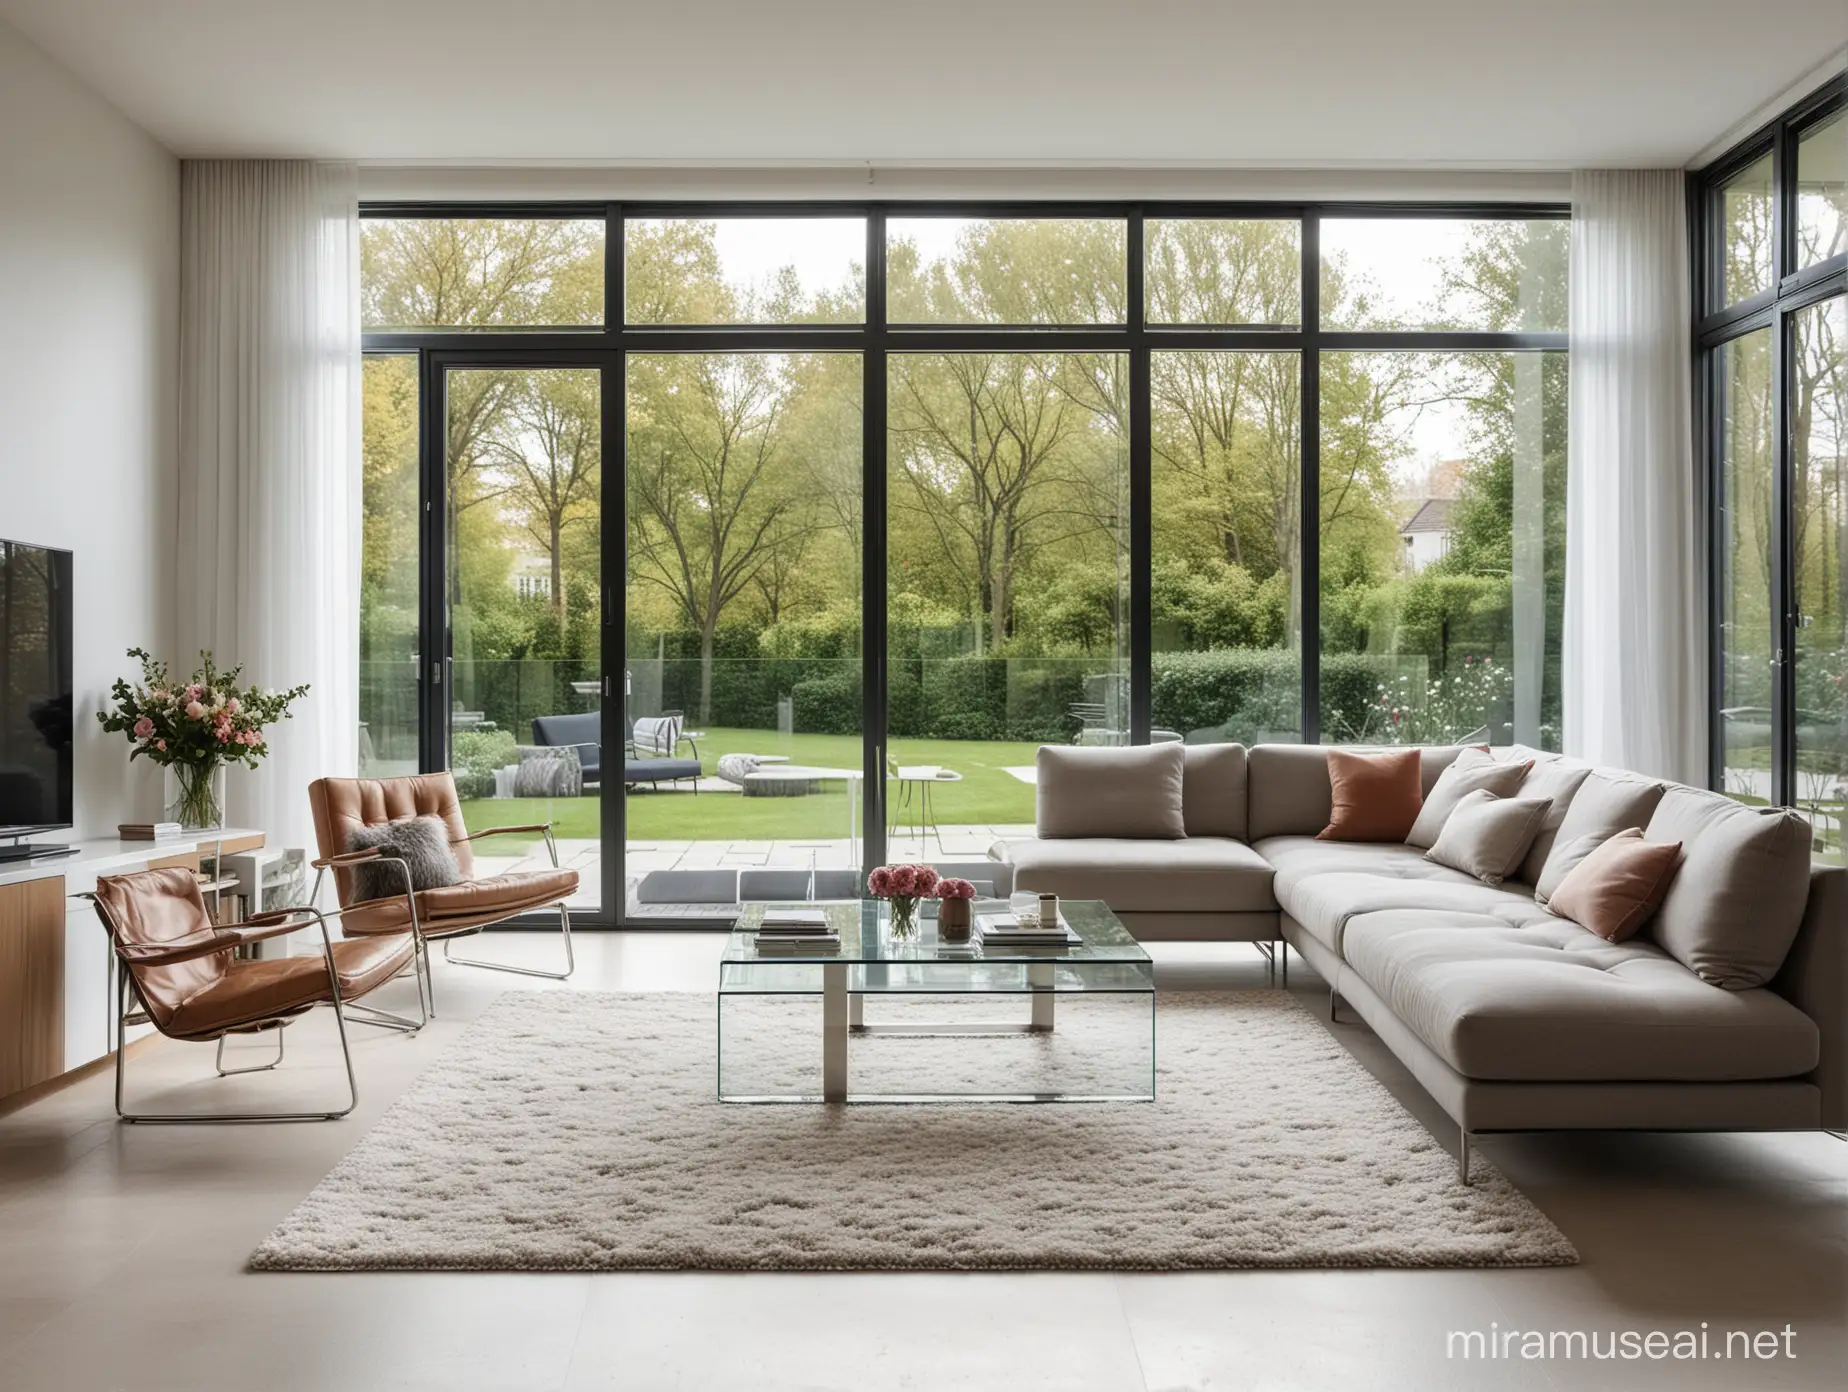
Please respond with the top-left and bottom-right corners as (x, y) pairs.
(360, 198), (1570, 927)
(1693, 77), (1848, 810)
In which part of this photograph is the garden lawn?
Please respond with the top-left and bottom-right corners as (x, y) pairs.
(459, 728), (1044, 843)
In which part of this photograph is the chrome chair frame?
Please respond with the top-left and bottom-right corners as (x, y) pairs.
(309, 849), (432, 1033)
(315, 825), (574, 1018)
(92, 900), (361, 1125)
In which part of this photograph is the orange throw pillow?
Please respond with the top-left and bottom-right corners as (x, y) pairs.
(1317, 748), (1424, 842)
(1547, 828), (1682, 943)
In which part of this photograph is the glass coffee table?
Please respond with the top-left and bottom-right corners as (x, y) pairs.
(718, 899), (1155, 1103)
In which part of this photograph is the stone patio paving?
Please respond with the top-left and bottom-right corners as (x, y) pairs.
(470, 824), (1032, 921)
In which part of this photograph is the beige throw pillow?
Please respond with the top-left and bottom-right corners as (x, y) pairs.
(1405, 747), (1533, 849)
(1035, 743), (1186, 839)
(1511, 757), (1593, 885)
(1423, 789), (1554, 886)
(1532, 771), (1668, 905)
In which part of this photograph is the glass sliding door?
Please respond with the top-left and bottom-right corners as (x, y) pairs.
(1151, 350), (1302, 745)
(624, 351), (863, 919)
(1317, 350), (1568, 747)
(1716, 329), (1777, 806)
(445, 365), (602, 909)
(887, 351), (1129, 856)
(359, 354), (422, 778)
(1792, 297), (1846, 861)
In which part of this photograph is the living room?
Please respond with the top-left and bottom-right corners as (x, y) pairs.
(0, 3), (1843, 1389)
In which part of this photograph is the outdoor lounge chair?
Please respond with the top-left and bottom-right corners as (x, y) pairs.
(532, 711), (702, 791)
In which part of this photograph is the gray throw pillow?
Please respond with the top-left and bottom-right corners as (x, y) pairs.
(1423, 789), (1553, 886)
(1405, 747), (1532, 849)
(1036, 743), (1186, 839)
(1511, 757), (1593, 886)
(346, 815), (463, 902)
(1533, 771), (1668, 905)
(1643, 789), (1814, 989)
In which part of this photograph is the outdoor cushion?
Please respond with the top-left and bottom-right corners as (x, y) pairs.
(1181, 742), (1247, 840)
(1245, 742), (1473, 841)
(1276, 869), (1549, 958)
(1318, 748), (1423, 842)
(1405, 747), (1532, 849)
(1644, 788), (1814, 989)
(1422, 789), (1553, 885)
(1532, 769), (1668, 904)
(1035, 743), (1185, 839)
(1001, 835), (1276, 914)
(625, 758), (701, 784)
(1341, 909), (1820, 1084)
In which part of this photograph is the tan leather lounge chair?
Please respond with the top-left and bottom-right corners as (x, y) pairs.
(91, 867), (414, 1123)
(308, 772), (578, 1011)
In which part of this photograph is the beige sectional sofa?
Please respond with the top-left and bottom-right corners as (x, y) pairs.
(991, 741), (1845, 1180)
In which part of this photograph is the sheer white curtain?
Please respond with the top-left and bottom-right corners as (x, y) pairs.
(1564, 170), (1705, 783)
(175, 161), (361, 854)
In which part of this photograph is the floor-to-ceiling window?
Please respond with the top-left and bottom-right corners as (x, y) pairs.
(1697, 77), (1847, 865)
(358, 198), (1570, 925)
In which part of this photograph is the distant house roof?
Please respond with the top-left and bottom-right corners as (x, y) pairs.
(1401, 499), (1453, 535)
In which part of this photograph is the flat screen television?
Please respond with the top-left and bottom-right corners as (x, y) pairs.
(0, 539), (74, 848)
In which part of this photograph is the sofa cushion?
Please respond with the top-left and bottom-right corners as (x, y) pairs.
(1318, 748), (1423, 842)
(1181, 742), (1247, 840)
(1643, 788), (1815, 989)
(1341, 910), (1821, 1083)
(1546, 828), (1683, 943)
(1423, 790), (1553, 886)
(998, 835), (1276, 914)
(1035, 744), (1185, 839)
(1510, 755), (1592, 885)
(1406, 748), (1532, 849)
(1253, 835), (1485, 901)
(1533, 769), (1668, 905)
(1275, 868), (1549, 958)
(1246, 742), (1473, 841)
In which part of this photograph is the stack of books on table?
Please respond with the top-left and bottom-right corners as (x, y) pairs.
(976, 913), (1082, 950)
(118, 822), (183, 841)
(752, 907), (840, 954)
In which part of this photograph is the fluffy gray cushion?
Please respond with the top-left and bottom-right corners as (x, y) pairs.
(513, 745), (582, 798)
(1036, 743), (1185, 839)
(1423, 790), (1553, 886)
(346, 816), (463, 903)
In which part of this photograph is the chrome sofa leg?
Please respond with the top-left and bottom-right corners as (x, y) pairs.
(1280, 939), (1289, 989)
(1329, 984), (1341, 1023)
(1458, 1125), (1473, 1185)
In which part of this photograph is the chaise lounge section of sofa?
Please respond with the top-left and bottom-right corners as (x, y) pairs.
(990, 740), (1845, 1180)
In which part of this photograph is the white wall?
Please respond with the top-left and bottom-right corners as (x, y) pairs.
(0, 18), (178, 836)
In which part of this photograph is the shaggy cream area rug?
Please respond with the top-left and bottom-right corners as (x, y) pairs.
(251, 990), (1576, 1272)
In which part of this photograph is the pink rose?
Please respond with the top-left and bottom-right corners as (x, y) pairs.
(934, 877), (975, 900)
(154, 739), (166, 752)
(889, 865), (916, 896)
(185, 700), (205, 719)
(867, 867), (892, 897)
(913, 865), (940, 895)
(185, 684), (203, 701)
(132, 717), (154, 739)
(225, 697), (241, 714)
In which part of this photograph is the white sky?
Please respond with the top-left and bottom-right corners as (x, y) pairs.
(696, 214), (1518, 485)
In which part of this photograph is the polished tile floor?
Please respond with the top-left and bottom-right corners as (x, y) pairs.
(0, 934), (1841, 1391)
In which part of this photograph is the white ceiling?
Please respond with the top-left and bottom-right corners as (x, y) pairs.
(0, 0), (1843, 168)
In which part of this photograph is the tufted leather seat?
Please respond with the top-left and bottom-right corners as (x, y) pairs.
(308, 773), (579, 941)
(1340, 909), (1821, 1084)
(93, 867), (414, 1041)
